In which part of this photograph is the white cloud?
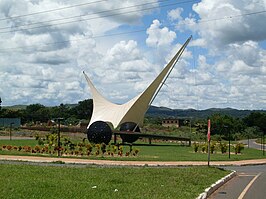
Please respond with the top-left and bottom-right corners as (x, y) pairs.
(0, 0), (265, 110)
(167, 8), (183, 21)
(192, 0), (266, 45)
(146, 19), (176, 47)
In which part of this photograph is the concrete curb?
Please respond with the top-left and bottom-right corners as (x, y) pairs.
(0, 155), (266, 167)
(196, 170), (236, 199)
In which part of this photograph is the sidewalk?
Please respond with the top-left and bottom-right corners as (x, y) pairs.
(1, 155), (266, 167)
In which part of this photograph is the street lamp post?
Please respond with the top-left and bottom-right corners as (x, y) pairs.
(263, 132), (265, 156)
(56, 118), (64, 157)
(224, 126), (230, 159)
(228, 128), (231, 159)
(9, 122), (14, 141)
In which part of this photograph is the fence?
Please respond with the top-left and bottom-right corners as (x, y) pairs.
(0, 118), (21, 128)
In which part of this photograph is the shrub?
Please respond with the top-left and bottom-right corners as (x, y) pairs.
(38, 139), (44, 145)
(95, 150), (100, 156)
(118, 146), (123, 156)
(86, 144), (93, 152)
(34, 145), (41, 153)
(69, 143), (76, 151)
(35, 134), (40, 140)
(107, 144), (111, 155)
(101, 143), (106, 155)
(210, 142), (216, 154)
(193, 143), (199, 153)
(134, 148), (139, 155)
(201, 143), (207, 153)
(234, 143), (244, 154)
(219, 142), (227, 154)
(112, 145), (117, 153)
(7, 145), (12, 151)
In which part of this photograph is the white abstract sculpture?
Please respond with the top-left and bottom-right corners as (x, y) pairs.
(84, 36), (191, 129)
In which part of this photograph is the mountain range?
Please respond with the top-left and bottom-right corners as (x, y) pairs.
(146, 106), (266, 119)
(4, 104), (266, 119)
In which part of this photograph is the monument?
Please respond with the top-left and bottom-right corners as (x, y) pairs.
(84, 36), (192, 144)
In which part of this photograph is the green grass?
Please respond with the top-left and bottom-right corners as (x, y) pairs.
(0, 139), (36, 147)
(0, 163), (229, 199)
(0, 139), (265, 161)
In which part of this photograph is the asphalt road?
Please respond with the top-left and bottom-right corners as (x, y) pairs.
(210, 165), (266, 199)
(210, 139), (266, 199)
(241, 139), (266, 151)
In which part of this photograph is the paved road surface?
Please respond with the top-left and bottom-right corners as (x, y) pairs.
(210, 165), (266, 199)
(210, 140), (266, 199)
(241, 139), (265, 151)
(0, 136), (34, 140)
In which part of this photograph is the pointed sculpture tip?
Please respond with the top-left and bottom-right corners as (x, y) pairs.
(83, 71), (88, 76)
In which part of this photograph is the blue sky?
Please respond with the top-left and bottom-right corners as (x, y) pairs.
(0, 0), (265, 110)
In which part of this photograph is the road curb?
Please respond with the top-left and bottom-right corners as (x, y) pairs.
(196, 170), (236, 199)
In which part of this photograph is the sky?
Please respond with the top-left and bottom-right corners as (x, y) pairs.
(0, 0), (265, 110)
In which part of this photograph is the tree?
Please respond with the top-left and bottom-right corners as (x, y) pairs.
(24, 103), (46, 123)
(0, 109), (23, 118)
(244, 112), (266, 135)
(50, 103), (71, 119)
(70, 99), (93, 120)
(209, 114), (245, 140)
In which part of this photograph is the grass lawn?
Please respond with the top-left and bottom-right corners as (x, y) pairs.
(0, 163), (230, 199)
(0, 139), (265, 161)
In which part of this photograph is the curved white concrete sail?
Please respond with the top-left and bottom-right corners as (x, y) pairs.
(84, 36), (191, 129)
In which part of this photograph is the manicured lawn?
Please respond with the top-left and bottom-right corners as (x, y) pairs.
(0, 139), (265, 161)
(0, 163), (229, 199)
(0, 139), (36, 147)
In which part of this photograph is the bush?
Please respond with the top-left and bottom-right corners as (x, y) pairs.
(234, 143), (244, 154)
(193, 143), (200, 153)
(134, 148), (140, 155)
(201, 143), (207, 153)
(7, 145), (12, 151)
(219, 142), (227, 154)
(101, 143), (106, 155)
(38, 139), (44, 145)
(210, 142), (216, 154)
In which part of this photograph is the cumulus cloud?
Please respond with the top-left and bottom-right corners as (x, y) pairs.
(91, 40), (155, 102)
(0, 0), (265, 110)
(167, 8), (183, 21)
(192, 0), (266, 45)
(146, 19), (176, 47)
(158, 0), (266, 109)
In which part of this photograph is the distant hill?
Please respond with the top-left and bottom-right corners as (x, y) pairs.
(3, 105), (27, 110)
(3, 104), (265, 119)
(147, 106), (266, 119)
(4, 103), (77, 110)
